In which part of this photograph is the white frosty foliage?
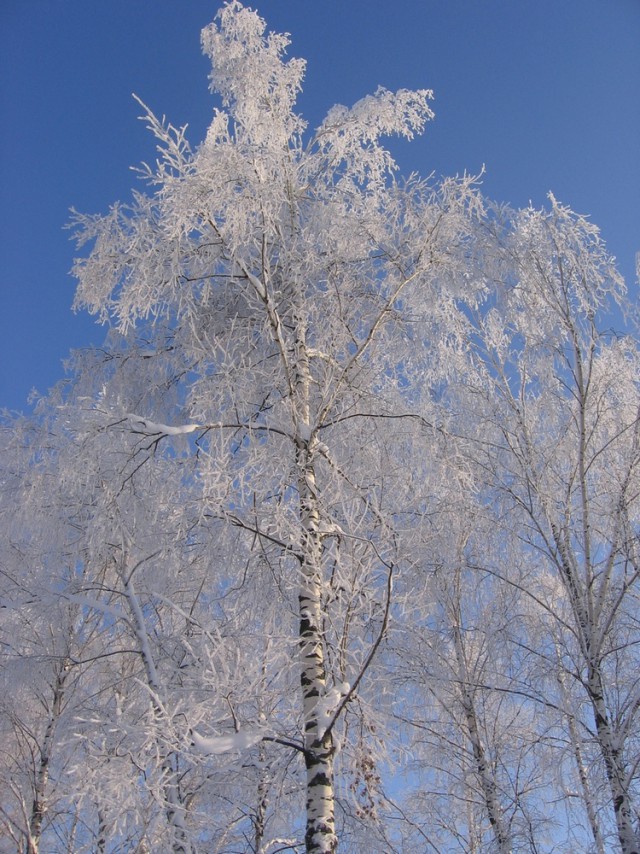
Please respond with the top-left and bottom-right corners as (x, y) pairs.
(201, 1), (306, 146)
(317, 87), (434, 186)
(9, 3), (635, 853)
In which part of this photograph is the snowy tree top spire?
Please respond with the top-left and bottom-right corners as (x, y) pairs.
(201, 1), (307, 145)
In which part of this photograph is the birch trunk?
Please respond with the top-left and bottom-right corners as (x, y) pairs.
(554, 530), (639, 853)
(295, 326), (337, 853)
(588, 665), (640, 854)
(121, 567), (193, 854)
(451, 621), (511, 853)
(566, 713), (606, 854)
(253, 756), (269, 853)
(25, 661), (69, 854)
(297, 461), (337, 853)
(254, 649), (272, 853)
(573, 340), (638, 854)
(96, 810), (108, 854)
(299, 565), (336, 853)
(554, 655), (605, 854)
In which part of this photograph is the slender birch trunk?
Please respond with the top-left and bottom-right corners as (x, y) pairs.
(25, 661), (69, 854)
(554, 533), (639, 853)
(571, 324), (638, 854)
(253, 756), (270, 853)
(294, 326), (337, 853)
(297, 480), (337, 854)
(96, 810), (108, 854)
(121, 566), (193, 854)
(554, 652), (605, 854)
(566, 712), (606, 854)
(242, 232), (338, 848)
(587, 665), (640, 854)
(451, 620), (511, 853)
(299, 560), (338, 854)
(254, 651), (270, 853)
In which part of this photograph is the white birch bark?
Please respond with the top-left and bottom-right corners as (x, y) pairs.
(294, 320), (337, 853)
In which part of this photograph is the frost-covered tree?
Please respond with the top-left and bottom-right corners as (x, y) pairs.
(453, 199), (640, 853)
(387, 444), (555, 852)
(2, 4), (638, 853)
(64, 3), (483, 851)
(0, 412), (114, 854)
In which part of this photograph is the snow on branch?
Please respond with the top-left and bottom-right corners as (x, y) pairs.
(315, 682), (351, 740)
(127, 414), (202, 436)
(191, 729), (264, 755)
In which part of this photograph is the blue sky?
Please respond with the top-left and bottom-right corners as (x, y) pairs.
(1, 0), (638, 412)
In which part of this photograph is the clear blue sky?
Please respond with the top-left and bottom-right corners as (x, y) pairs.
(1, 0), (638, 412)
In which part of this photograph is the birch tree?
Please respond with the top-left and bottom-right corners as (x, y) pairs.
(389, 462), (557, 853)
(65, 3), (483, 850)
(457, 198), (640, 853)
(0, 413), (113, 854)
